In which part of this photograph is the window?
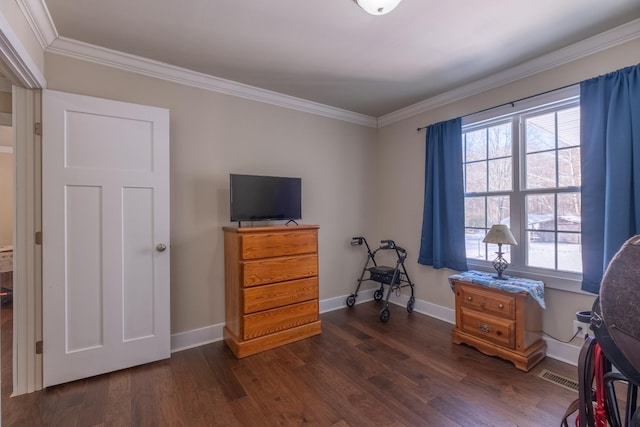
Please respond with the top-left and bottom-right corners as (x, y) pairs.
(462, 89), (582, 277)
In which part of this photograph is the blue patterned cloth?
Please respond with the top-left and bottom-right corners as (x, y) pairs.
(448, 270), (546, 309)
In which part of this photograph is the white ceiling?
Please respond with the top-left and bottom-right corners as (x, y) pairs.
(42, 0), (640, 118)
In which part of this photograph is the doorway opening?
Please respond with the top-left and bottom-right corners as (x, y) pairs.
(0, 121), (14, 398)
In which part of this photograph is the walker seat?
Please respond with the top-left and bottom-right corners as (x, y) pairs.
(368, 266), (401, 285)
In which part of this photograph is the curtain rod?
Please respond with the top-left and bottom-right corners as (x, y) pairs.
(416, 82), (578, 132)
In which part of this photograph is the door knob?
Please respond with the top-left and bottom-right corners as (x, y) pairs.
(156, 243), (167, 252)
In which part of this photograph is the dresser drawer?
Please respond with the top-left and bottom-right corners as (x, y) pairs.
(242, 254), (318, 287)
(458, 284), (515, 319)
(460, 306), (515, 349)
(243, 300), (318, 340)
(243, 277), (318, 314)
(240, 230), (317, 260)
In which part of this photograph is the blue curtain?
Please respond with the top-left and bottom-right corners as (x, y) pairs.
(580, 64), (640, 293)
(418, 118), (468, 271)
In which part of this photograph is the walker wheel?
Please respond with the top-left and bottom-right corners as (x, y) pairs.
(346, 294), (356, 307)
(407, 296), (415, 313)
(373, 289), (384, 302)
(380, 308), (390, 323)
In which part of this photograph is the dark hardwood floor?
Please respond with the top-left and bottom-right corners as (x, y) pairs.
(2, 299), (581, 426)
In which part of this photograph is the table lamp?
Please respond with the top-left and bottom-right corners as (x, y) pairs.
(483, 224), (518, 279)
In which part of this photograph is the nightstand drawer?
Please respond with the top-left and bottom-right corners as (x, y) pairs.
(243, 277), (318, 313)
(460, 307), (515, 349)
(459, 284), (515, 319)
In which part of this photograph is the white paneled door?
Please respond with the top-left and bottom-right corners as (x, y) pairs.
(42, 90), (170, 387)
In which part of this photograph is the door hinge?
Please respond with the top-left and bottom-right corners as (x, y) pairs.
(36, 340), (43, 354)
(35, 231), (42, 245)
(34, 122), (42, 136)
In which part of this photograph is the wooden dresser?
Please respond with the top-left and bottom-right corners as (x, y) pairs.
(223, 225), (321, 358)
(450, 275), (546, 371)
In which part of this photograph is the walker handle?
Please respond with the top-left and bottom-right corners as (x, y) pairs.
(351, 236), (365, 246)
(380, 240), (396, 249)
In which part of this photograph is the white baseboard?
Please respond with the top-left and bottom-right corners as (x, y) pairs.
(171, 322), (224, 353)
(319, 288), (376, 313)
(386, 291), (456, 324)
(170, 292), (581, 366)
(542, 337), (581, 366)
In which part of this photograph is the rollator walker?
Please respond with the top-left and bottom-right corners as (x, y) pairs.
(346, 236), (415, 323)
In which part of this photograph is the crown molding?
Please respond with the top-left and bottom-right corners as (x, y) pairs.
(47, 37), (378, 128)
(22, 3), (640, 129)
(377, 18), (640, 128)
(16, 0), (57, 50)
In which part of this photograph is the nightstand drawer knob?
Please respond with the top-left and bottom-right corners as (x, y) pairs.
(467, 296), (472, 301)
(498, 303), (504, 309)
(477, 323), (491, 333)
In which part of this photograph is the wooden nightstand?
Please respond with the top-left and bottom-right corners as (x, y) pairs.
(450, 271), (546, 371)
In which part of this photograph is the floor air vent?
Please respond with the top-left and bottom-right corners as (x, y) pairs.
(538, 369), (579, 392)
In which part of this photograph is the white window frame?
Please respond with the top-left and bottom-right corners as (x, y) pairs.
(462, 85), (585, 292)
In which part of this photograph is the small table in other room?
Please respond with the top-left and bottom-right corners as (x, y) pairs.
(449, 270), (546, 371)
(0, 246), (13, 304)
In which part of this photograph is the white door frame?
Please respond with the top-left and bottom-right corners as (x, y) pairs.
(12, 87), (42, 395)
(0, 8), (47, 395)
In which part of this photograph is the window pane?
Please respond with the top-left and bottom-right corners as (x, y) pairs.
(557, 232), (582, 272)
(527, 194), (555, 231)
(526, 112), (556, 153)
(465, 129), (486, 162)
(526, 151), (556, 189)
(488, 123), (511, 158)
(488, 158), (512, 192)
(558, 147), (581, 187)
(487, 196), (510, 226)
(466, 161), (487, 193)
(528, 231), (555, 269)
(558, 193), (581, 232)
(465, 229), (487, 260)
(558, 107), (580, 148)
(465, 197), (486, 227)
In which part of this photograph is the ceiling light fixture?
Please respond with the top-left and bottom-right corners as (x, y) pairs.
(355, 0), (402, 15)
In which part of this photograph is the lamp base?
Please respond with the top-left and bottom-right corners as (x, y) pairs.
(492, 246), (509, 280)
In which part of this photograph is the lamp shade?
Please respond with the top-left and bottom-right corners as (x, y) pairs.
(356, 0), (402, 15)
(483, 224), (517, 245)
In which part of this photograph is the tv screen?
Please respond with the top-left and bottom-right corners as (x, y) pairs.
(230, 174), (302, 222)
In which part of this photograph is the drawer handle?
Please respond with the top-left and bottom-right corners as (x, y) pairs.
(467, 296), (472, 301)
(498, 303), (504, 309)
(477, 323), (491, 333)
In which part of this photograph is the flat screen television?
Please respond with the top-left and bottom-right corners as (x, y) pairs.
(230, 174), (302, 223)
